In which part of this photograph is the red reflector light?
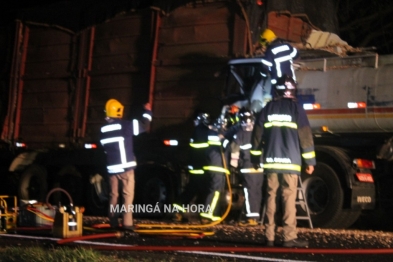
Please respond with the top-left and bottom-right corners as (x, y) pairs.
(356, 173), (374, 183)
(348, 102), (366, 108)
(163, 140), (178, 146)
(353, 159), (375, 169)
(84, 144), (97, 149)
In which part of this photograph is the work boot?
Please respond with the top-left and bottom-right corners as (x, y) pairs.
(122, 225), (135, 232)
(238, 218), (258, 227)
(282, 238), (309, 248)
(266, 240), (275, 247)
(109, 217), (119, 229)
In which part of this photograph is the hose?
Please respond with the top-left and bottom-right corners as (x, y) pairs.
(3, 232), (393, 255)
(57, 232), (123, 245)
(86, 245), (393, 254)
(45, 187), (74, 210)
(136, 146), (232, 230)
(26, 207), (54, 222)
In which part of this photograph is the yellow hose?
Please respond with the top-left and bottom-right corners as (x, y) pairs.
(136, 146), (232, 230)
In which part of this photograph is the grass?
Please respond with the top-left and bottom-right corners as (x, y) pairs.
(0, 246), (166, 262)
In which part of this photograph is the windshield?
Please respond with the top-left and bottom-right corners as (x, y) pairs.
(224, 62), (266, 98)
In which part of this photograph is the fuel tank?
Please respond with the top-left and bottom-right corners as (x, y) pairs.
(296, 55), (393, 134)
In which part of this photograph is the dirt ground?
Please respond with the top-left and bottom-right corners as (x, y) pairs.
(1, 216), (393, 261)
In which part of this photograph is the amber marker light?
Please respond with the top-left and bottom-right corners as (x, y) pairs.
(303, 103), (321, 110)
(321, 126), (329, 132)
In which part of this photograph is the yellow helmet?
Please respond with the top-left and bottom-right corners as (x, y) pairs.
(260, 29), (277, 46)
(105, 99), (124, 118)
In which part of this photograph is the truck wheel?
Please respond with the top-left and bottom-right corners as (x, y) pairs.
(333, 209), (362, 229)
(51, 165), (83, 206)
(302, 162), (344, 228)
(18, 165), (48, 202)
(135, 165), (175, 218)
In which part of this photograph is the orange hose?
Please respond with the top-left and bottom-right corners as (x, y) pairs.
(57, 232), (123, 244)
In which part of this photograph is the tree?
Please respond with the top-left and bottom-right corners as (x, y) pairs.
(336, 0), (393, 54)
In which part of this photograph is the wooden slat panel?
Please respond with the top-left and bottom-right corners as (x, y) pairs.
(94, 35), (149, 55)
(26, 43), (70, 62)
(17, 26), (73, 147)
(160, 23), (229, 45)
(154, 79), (224, 99)
(20, 107), (68, 123)
(155, 63), (225, 82)
(28, 27), (72, 46)
(152, 3), (239, 136)
(19, 124), (69, 143)
(152, 96), (221, 139)
(91, 53), (150, 73)
(94, 12), (150, 39)
(161, 3), (230, 27)
(21, 91), (69, 109)
(23, 79), (69, 93)
(24, 60), (70, 79)
(158, 42), (229, 59)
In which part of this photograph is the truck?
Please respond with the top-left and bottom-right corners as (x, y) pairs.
(0, 2), (392, 229)
(221, 54), (393, 229)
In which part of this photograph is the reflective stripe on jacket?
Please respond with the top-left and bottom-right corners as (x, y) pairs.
(262, 40), (298, 85)
(231, 129), (263, 173)
(252, 98), (316, 174)
(100, 119), (137, 174)
(188, 124), (229, 175)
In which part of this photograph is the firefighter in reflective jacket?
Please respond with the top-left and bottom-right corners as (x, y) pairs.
(229, 108), (263, 226)
(259, 29), (299, 95)
(173, 113), (211, 222)
(251, 75), (315, 247)
(173, 112), (229, 223)
(201, 118), (230, 222)
(100, 99), (137, 230)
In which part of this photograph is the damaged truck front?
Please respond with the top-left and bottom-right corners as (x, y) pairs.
(220, 53), (393, 229)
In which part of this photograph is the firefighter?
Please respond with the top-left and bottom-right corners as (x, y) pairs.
(200, 112), (230, 223)
(172, 112), (211, 222)
(100, 99), (137, 231)
(173, 112), (229, 223)
(251, 75), (316, 247)
(229, 108), (264, 226)
(259, 29), (299, 97)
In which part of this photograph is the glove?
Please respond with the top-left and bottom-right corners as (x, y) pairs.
(230, 158), (238, 168)
(253, 163), (261, 170)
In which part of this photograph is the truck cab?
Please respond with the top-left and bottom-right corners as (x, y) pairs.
(219, 56), (377, 229)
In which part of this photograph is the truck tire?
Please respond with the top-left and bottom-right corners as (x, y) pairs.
(333, 209), (362, 229)
(51, 165), (83, 206)
(18, 165), (48, 202)
(301, 162), (345, 228)
(134, 165), (175, 218)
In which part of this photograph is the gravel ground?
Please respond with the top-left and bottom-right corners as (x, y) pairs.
(1, 216), (393, 262)
(80, 216), (393, 261)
